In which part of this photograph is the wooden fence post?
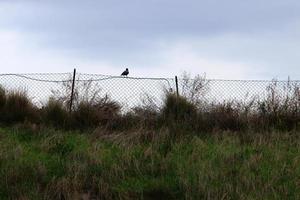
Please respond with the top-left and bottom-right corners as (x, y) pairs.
(175, 76), (179, 97)
(69, 68), (76, 113)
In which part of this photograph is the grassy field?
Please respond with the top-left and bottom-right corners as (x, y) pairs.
(1, 79), (300, 199)
(0, 126), (299, 199)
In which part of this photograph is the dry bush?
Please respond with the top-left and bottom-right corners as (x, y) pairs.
(2, 89), (39, 124)
(180, 71), (210, 106)
(255, 80), (300, 130)
(72, 97), (120, 130)
(52, 78), (121, 129)
(0, 86), (6, 110)
(0, 86), (6, 124)
(122, 93), (162, 129)
(42, 98), (70, 128)
(162, 93), (199, 135)
(205, 101), (246, 131)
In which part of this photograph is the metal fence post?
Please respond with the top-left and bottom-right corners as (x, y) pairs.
(69, 68), (76, 113)
(175, 76), (179, 97)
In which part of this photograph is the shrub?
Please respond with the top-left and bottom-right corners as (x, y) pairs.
(162, 93), (198, 133)
(0, 86), (6, 123)
(72, 96), (121, 130)
(207, 101), (246, 131)
(2, 90), (39, 124)
(72, 101), (97, 129)
(180, 71), (209, 105)
(132, 106), (160, 128)
(254, 81), (300, 131)
(51, 78), (121, 130)
(42, 98), (70, 128)
(0, 86), (5, 110)
(119, 94), (162, 130)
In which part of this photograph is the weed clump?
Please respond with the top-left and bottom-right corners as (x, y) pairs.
(42, 98), (70, 128)
(1, 90), (39, 124)
(72, 96), (121, 130)
(207, 102), (246, 131)
(0, 86), (5, 110)
(0, 86), (6, 123)
(162, 93), (198, 134)
(254, 86), (300, 131)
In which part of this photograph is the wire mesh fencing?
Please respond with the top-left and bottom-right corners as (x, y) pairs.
(0, 73), (73, 107)
(177, 77), (300, 104)
(0, 71), (300, 112)
(73, 73), (174, 111)
(0, 71), (174, 111)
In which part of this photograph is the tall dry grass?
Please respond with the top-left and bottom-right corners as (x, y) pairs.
(0, 75), (299, 133)
(0, 126), (299, 199)
(0, 87), (39, 124)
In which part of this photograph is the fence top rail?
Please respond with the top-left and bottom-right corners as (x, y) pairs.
(1, 72), (300, 83)
(205, 78), (300, 83)
(0, 72), (72, 76)
(77, 73), (172, 81)
(0, 74), (72, 83)
(77, 73), (173, 80)
(75, 74), (174, 90)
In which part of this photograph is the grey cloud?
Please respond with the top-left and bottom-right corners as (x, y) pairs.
(3, 1), (300, 37)
(1, 0), (300, 78)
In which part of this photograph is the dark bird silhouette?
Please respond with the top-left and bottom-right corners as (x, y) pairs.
(121, 68), (129, 76)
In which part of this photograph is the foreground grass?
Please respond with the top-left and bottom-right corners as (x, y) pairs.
(0, 126), (299, 199)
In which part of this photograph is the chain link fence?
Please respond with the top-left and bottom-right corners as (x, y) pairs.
(178, 77), (300, 104)
(1, 71), (300, 111)
(0, 71), (173, 111)
(0, 73), (72, 106)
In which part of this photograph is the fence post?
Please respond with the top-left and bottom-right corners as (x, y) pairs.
(69, 68), (76, 113)
(175, 76), (179, 97)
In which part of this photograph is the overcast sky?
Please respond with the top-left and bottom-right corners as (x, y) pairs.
(1, 0), (300, 79)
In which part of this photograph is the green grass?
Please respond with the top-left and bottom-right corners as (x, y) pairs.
(0, 126), (299, 199)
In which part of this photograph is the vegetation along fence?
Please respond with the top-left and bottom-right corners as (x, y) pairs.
(0, 69), (300, 112)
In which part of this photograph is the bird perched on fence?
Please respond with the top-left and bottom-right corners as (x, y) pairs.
(121, 68), (129, 76)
